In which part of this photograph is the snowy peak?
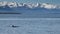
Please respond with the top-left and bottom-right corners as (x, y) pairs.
(0, 1), (59, 9)
(7, 2), (17, 8)
(0, 1), (17, 8)
(40, 3), (57, 9)
(0, 1), (7, 6)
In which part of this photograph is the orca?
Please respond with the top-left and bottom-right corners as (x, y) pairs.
(11, 25), (19, 28)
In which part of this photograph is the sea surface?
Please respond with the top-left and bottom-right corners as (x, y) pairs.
(0, 18), (60, 34)
(0, 7), (60, 34)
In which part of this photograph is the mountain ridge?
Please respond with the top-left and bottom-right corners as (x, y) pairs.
(0, 1), (60, 9)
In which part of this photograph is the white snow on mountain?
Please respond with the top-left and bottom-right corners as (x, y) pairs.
(0, 1), (7, 6)
(0, 1), (59, 9)
(40, 3), (57, 9)
(7, 2), (17, 8)
(17, 3), (24, 7)
(24, 3), (39, 8)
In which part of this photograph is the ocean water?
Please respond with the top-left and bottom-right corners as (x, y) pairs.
(0, 8), (60, 18)
(0, 18), (60, 34)
(0, 2), (60, 34)
(0, 8), (60, 34)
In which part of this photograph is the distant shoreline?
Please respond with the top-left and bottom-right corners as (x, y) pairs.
(0, 12), (21, 14)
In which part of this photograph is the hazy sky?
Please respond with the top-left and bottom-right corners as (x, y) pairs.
(0, 0), (60, 5)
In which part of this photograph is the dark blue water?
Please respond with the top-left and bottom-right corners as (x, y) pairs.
(0, 8), (60, 34)
(0, 8), (60, 18)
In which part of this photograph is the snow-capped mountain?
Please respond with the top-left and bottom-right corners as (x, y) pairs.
(0, 1), (59, 9)
(40, 3), (57, 9)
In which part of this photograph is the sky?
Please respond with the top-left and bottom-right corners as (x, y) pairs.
(0, 0), (60, 5)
